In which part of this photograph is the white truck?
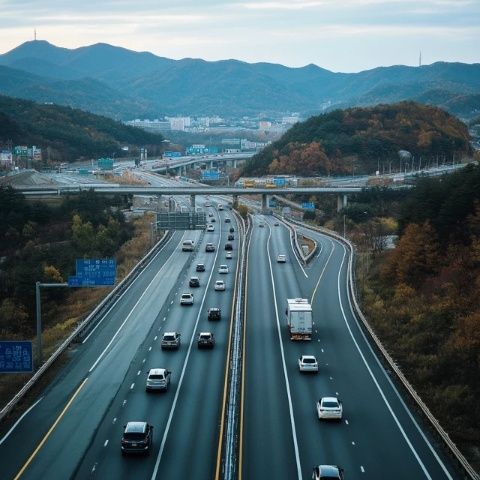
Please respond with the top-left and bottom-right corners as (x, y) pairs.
(286, 298), (312, 340)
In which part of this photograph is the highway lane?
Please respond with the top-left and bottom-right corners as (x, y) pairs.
(71, 206), (239, 479)
(0, 229), (193, 479)
(242, 216), (300, 480)
(242, 215), (459, 479)
(0, 202), (238, 479)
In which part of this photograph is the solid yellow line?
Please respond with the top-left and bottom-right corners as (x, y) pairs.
(14, 378), (88, 480)
(215, 220), (242, 480)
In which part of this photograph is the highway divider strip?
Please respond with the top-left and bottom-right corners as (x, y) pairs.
(276, 214), (318, 264)
(287, 218), (480, 480)
(215, 211), (251, 480)
(0, 230), (173, 424)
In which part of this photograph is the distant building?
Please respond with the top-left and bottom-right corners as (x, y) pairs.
(282, 115), (299, 125)
(168, 117), (191, 131)
(0, 150), (13, 166)
(258, 121), (272, 130)
(125, 119), (170, 133)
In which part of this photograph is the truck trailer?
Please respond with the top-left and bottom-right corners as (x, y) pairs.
(286, 298), (312, 340)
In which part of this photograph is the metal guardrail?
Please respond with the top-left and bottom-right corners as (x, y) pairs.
(0, 230), (173, 423)
(288, 218), (479, 480)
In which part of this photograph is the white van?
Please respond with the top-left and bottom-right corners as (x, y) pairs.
(182, 240), (195, 252)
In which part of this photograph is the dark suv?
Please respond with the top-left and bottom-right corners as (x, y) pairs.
(121, 421), (153, 455)
(229, 227), (235, 233)
(189, 277), (200, 287)
(228, 234), (234, 241)
(225, 243), (233, 251)
(208, 307), (221, 321)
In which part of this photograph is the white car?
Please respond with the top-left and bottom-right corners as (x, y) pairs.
(226, 252), (233, 259)
(206, 224), (215, 232)
(277, 254), (286, 263)
(298, 355), (318, 372)
(214, 280), (226, 291)
(180, 293), (194, 305)
(316, 397), (343, 420)
(218, 265), (229, 274)
(146, 368), (171, 391)
(312, 465), (344, 480)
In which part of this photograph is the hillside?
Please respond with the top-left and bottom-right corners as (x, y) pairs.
(0, 41), (479, 119)
(0, 95), (163, 163)
(356, 165), (480, 465)
(243, 102), (472, 176)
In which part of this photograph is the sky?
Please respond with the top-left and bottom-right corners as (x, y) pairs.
(0, 0), (478, 72)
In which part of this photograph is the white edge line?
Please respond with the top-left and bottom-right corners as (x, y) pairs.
(335, 247), (433, 480)
(82, 232), (177, 344)
(310, 239), (335, 304)
(267, 224), (303, 480)
(150, 209), (223, 479)
(288, 224), (308, 278)
(0, 396), (43, 445)
(342, 244), (455, 479)
(88, 232), (187, 373)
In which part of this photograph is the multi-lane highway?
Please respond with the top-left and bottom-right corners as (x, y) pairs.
(0, 172), (466, 479)
(241, 216), (459, 479)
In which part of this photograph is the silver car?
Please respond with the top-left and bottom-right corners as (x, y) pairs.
(146, 368), (171, 391)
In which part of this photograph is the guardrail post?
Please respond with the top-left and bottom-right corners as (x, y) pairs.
(35, 281), (42, 368)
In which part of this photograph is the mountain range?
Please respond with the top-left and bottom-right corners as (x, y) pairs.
(0, 40), (479, 120)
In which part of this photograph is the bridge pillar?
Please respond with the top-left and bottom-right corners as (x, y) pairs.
(232, 194), (239, 209)
(183, 165), (187, 176)
(190, 194), (196, 209)
(233, 159), (237, 169)
(337, 194), (348, 212)
(210, 161), (214, 169)
(262, 194), (268, 213)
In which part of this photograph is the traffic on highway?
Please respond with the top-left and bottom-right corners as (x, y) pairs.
(0, 176), (463, 480)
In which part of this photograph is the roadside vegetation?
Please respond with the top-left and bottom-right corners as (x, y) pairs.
(299, 165), (480, 468)
(244, 102), (472, 176)
(0, 94), (164, 165)
(0, 187), (156, 407)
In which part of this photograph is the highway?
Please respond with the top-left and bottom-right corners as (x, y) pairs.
(0, 171), (467, 480)
(241, 215), (459, 479)
(0, 197), (240, 479)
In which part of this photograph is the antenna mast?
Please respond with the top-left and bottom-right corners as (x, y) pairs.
(419, 50), (422, 67)
(34, 29), (37, 41)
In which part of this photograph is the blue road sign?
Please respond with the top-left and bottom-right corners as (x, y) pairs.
(0, 341), (33, 373)
(273, 177), (286, 187)
(202, 171), (220, 180)
(302, 202), (315, 210)
(68, 258), (116, 287)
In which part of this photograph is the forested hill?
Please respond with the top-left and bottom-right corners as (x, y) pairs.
(244, 102), (472, 176)
(0, 95), (163, 163)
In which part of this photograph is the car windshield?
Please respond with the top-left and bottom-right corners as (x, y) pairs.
(182, 294), (191, 298)
(149, 374), (164, 379)
(124, 432), (145, 440)
(164, 335), (175, 341)
(200, 335), (210, 339)
(303, 358), (316, 363)
(323, 401), (339, 408)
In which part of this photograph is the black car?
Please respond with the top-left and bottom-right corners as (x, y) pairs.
(225, 243), (233, 251)
(197, 332), (215, 349)
(121, 422), (153, 455)
(208, 307), (221, 321)
(228, 234), (234, 241)
(211, 218), (216, 223)
(225, 218), (231, 223)
(196, 263), (205, 272)
(229, 227), (235, 233)
(189, 277), (200, 287)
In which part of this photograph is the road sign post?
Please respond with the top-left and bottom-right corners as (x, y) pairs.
(35, 258), (116, 368)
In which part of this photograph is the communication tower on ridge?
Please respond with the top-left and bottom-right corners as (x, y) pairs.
(419, 51), (422, 67)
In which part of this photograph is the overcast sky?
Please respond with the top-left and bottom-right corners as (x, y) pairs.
(0, 0), (478, 72)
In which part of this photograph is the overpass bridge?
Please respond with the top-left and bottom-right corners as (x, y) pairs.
(16, 185), (363, 211)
